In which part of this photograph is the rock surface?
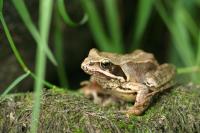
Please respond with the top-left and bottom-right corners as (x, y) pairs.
(0, 83), (200, 132)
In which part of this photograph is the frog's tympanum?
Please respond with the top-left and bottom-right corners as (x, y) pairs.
(81, 48), (176, 115)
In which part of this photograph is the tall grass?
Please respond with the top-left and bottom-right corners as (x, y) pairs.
(81, 0), (200, 83)
(103, 0), (124, 52)
(1, 0), (55, 132)
(81, 0), (112, 52)
(30, 0), (53, 132)
(155, 0), (200, 82)
(0, 72), (30, 99)
(56, 0), (88, 88)
(57, 0), (88, 26)
(81, 0), (124, 53)
(0, 0), (87, 132)
(11, 0), (57, 66)
(131, 0), (155, 49)
(54, 9), (69, 88)
(0, 3), (58, 89)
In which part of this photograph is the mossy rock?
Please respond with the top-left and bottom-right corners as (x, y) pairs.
(0, 83), (200, 132)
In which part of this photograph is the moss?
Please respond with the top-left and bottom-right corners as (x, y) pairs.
(0, 83), (200, 132)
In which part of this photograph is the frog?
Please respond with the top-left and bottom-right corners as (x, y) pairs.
(81, 48), (176, 115)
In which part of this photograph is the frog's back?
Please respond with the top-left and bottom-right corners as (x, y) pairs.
(121, 61), (158, 82)
(122, 49), (158, 64)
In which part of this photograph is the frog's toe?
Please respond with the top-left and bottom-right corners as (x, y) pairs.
(120, 107), (143, 116)
(126, 108), (143, 116)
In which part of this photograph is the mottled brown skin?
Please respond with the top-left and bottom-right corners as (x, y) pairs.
(81, 48), (176, 115)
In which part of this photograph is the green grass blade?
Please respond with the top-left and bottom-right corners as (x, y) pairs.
(156, 1), (197, 82)
(197, 0), (200, 5)
(131, 0), (155, 49)
(173, 25), (195, 66)
(11, 0), (39, 41)
(177, 65), (200, 83)
(11, 0), (57, 66)
(30, 48), (46, 133)
(57, 0), (88, 26)
(38, 0), (53, 40)
(195, 31), (200, 82)
(103, 0), (123, 53)
(30, 0), (53, 132)
(155, 1), (172, 28)
(177, 66), (200, 74)
(172, 3), (195, 66)
(155, 1), (195, 66)
(181, 9), (198, 41)
(31, 32), (45, 133)
(81, 0), (111, 51)
(0, 13), (28, 70)
(1, 72), (30, 97)
(30, 73), (60, 89)
(54, 8), (69, 88)
(0, 0), (3, 12)
(0, 12), (61, 90)
(196, 31), (200, 65)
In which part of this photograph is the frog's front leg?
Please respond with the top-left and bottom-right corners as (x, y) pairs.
(80, 80), (104, 104)
(81, 80), (117, 106)
(121, 82), (153, 115)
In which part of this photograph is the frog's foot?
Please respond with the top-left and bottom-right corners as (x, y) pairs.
(125, 106), (145, 116)
(119, 108), (143, 118)
(126, 96), (153, 116)
(118, 105), (145, 117)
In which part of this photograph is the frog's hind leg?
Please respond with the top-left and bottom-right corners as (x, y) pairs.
(144, 63), (176, 91)
(148, 79), (175, 97)
(126, 93), (153, 116)
(126, 75), (176, 116)
(125, 64), (176, 116)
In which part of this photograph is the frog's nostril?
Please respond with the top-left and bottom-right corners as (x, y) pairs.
(89, 62), (95, 66)
(81, 64), (85, 70)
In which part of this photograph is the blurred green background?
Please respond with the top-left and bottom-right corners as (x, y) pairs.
(1, 0), (200, 91)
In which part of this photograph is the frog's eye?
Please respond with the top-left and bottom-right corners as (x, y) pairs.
(100, 60), (112, 70)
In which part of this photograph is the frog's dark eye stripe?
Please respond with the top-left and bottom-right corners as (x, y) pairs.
(110, 65), (127, 80)
(99, 60), (127, 80)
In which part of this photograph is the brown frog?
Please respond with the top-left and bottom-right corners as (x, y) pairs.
(81, 48), (176, 115)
